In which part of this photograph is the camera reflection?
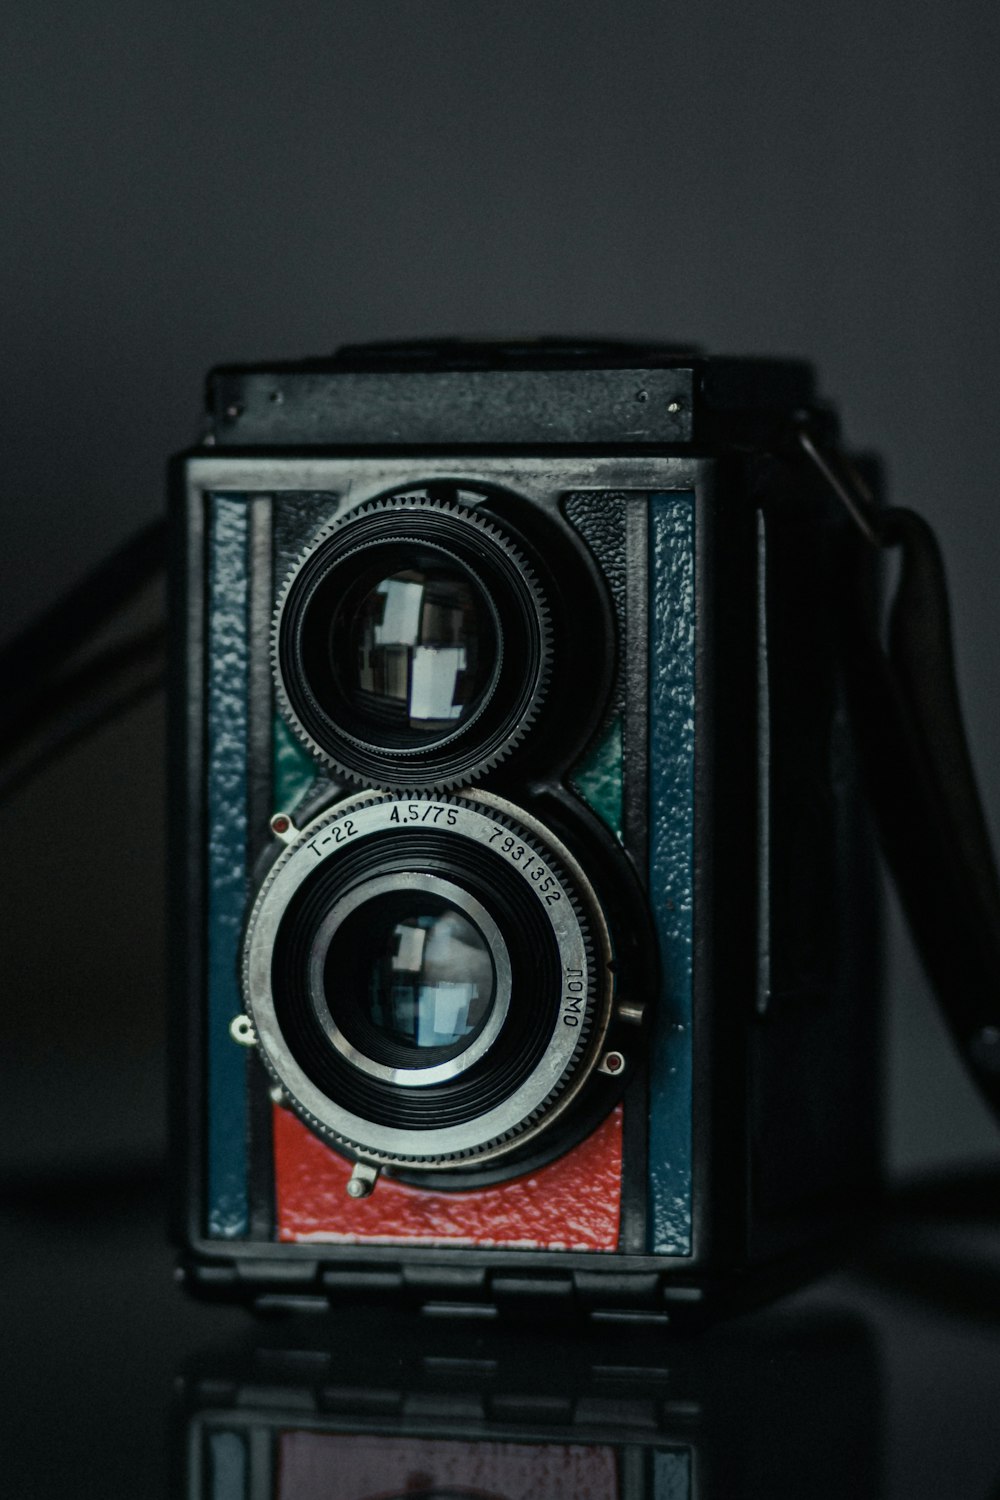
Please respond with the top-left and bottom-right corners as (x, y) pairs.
(180, 1306), (880, 1499)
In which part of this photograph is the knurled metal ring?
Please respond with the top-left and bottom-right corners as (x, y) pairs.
(272, 488), (553, 792)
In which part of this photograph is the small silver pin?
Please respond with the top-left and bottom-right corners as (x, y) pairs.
(229, 1015), (257, 1048)
(346, 1161), (381, 1199)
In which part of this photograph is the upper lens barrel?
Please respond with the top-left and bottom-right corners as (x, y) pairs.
(274, 491), (552, 789)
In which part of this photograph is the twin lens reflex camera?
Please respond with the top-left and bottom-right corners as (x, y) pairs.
(170, 340), (880, 1322)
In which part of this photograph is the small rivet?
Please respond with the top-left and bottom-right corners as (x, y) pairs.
(636, 389), (649, 403)
(270, 812), (297, 844)
(224, 403), (243, 421)
(667, 400), (682, 414)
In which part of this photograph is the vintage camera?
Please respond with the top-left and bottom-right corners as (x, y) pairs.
(170, 340), (881, 1320)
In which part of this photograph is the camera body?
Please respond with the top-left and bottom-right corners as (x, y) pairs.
(171, 341), (880, 1320)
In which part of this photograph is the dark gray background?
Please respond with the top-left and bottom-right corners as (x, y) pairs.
(2, 0), (998, 1177)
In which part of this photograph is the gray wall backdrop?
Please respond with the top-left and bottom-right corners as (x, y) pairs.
(2, 0), (998, 1176)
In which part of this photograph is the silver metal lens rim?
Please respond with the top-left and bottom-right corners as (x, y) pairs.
(242, 791), (612, 1166)
(304, 871), (512, 1088)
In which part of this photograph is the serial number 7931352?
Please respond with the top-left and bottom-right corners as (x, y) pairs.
(488, 823), (562, 905)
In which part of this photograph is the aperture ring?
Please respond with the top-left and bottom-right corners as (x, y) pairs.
(241, 791), (612, 1168)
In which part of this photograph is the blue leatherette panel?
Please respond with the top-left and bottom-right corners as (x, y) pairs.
(647, 493), (695, 1255)
(206, 496), (250, 1238)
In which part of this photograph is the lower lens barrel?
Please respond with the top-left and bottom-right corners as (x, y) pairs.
(241, 791), (613, 1169)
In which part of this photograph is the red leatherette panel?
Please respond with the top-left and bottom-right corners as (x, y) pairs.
(273, 1104), (623, 1249)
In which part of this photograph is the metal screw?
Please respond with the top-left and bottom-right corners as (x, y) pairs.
(667, 400), (682, 414)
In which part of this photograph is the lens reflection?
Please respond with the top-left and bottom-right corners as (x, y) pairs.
(371, 907), (493, 1049)
(329, 556), (496, 744)
(326, 892), (496, 1062)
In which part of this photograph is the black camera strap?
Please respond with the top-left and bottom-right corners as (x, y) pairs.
(798, 427), (1000, 1127)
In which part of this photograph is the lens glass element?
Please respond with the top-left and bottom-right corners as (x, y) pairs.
(329, 554), (497, 744)
(324, 890), (496, 1065)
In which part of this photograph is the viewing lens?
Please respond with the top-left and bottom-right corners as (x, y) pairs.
(276, 491), (556, 787)
(329, 555), (496, 744)
(323, 889), (497, 1069)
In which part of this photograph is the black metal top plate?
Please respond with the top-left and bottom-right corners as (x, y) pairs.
(208, 366), (694, 446)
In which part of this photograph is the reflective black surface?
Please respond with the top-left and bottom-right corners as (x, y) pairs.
(3, 1172), (1000, 1498)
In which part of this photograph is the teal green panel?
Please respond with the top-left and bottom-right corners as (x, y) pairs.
(273, 715), (318, 812)
(569, 715), (623, 839)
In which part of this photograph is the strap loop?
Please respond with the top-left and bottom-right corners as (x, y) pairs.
(798, 424), (1000, 1127)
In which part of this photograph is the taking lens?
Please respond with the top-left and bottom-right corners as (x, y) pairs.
(331, 897), (494, 1052)
(247, 793), (615, 1165)
(306, 873), (512, 1086)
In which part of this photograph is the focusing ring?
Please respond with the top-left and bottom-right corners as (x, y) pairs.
(273, 489), (553, 791)
(241, 790), (614, 1169)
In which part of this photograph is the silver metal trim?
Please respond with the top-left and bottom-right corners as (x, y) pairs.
(305, 871), (512, 1087)
(185, 453), (713, 522)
